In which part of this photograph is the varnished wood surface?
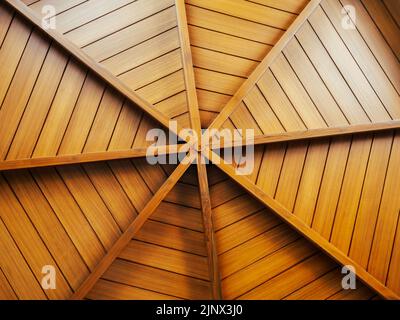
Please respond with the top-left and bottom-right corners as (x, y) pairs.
(209, 167), (375, 300)
(0, 0), (399, 301)
(210, 0), (400, 139)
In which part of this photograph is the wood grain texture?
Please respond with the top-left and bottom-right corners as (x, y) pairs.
(71, 153), (195, 299)
(207, 149), (400, 299)
(4, 0), (184, 133)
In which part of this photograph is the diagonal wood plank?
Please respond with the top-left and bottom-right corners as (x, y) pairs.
(70, 152), (196, 300)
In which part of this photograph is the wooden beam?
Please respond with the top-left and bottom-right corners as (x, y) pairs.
(0, 145), (190, 171)
(4, 0), (180, 136)
(207, 120), (400, 149)
(175, 1), (223, 299)
(70, 152), (196, 300)
(202, 0), (323, 136)
(197, 159), (222, 299)
(206, 149), (400, 300)
(175, 0), (202, 139)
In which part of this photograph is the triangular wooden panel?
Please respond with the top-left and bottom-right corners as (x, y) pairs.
(240, 129), (400, 296)
(0, 158), (171, 299)
(185, 0), (310, 127)
(20, 0), (193, 127)
(86, 165), (212, 300)
(222, 0), (400, 135)
(0, 4), (170, 162)
(208, 166), (376, 300)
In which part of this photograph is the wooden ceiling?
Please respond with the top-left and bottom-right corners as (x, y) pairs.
(0, 0), (399, 300)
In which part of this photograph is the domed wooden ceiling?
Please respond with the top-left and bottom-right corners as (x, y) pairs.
(0, 0), (399, 300)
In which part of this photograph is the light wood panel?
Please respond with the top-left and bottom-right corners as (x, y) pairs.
(87, 165), (213, 300)
(0, 158), (171, 299)
(185, 0), (308, 127)
(18, 0), (193, 128)
(209, 168), (374, 299)
(217, 129), (400, 298)
(211, 0), (400, 139)
(0, 3), (179, 168)
(209, 147), (400, 299)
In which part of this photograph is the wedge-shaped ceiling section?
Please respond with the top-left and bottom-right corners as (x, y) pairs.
(19, 0), (194, 127)
(218, 0), (400, 135)
(206, 166), (376, 300)
(216, 128), (400, 298)
(86, 165), (213, 300)
(0, 3), (174, 165)
(252, 130), (400, 296)
(0, 158), (173, 299)
(185, 0), (310, 127)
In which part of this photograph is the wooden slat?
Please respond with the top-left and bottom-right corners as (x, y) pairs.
(187, 0), (296, 30)
(361, 0), (400, 59)
(103, 259), (210, 300)
(32, 167), (106, 270)
(222, 238), (316, 299)
(0, 218), (46, 299)
(322, 0), (400, 119)
(83, 7), (177, 62)
(4, 170), (89, 290)
(340, 0), (400, 94)
(7, 44), (69, 159)
(0, 29), (49, 159)
(120, 240), (208, 280)
(0, 174), (72, 299)
(71, 153), (195, 300)
(63, 0), (175, 48)
(249, 0), (309, 14)
(0, 15), (31, 105)
(135, 220), (206, 256)
(48, 0), (134, 34)
(308, 5), (390, 122)
(0, 267), (17, 300)
(240, 253), (336, 299)
(87, 279), (179, 300)
(368, 132), (400, 283)
(330, 135), (373, 252)
(0, 3), (14, 46)
(349, 132), (393, 266)
(216, 210), (281, 254)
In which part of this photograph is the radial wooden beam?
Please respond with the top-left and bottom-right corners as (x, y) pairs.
(176, 0), (223, 299)
(207, 120), (400, 149)
(202, 0), (323, 137)
(197, 159), (222, 300)
(206, 149), (400, 300)
(70, 152), (196, 300)
(175, 0), (202, 139)
(0, 145), (190, 171)
(4, 0), (181, 137)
